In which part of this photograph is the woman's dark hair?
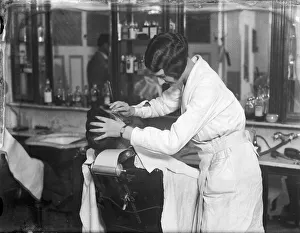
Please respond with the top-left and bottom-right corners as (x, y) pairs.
(144, 32), (188, 79)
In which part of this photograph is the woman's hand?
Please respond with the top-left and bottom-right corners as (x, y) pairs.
(89, 116), (126, 140)
(109, 101), (135, 117)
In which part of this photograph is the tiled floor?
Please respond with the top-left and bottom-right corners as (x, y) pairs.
(1, 200), (299, 233)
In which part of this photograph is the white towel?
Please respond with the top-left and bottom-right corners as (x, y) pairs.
(133, 145), (199, 179)
(133, 146), (199, 233)
(80, 148), (106, 233)
(0, 128), (44, 200)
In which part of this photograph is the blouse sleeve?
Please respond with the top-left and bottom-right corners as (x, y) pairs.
(130, 82), (221, 155)
(133, 85), (182, 118)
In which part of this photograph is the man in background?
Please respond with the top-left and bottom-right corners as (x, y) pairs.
(87, 34), (110, 90)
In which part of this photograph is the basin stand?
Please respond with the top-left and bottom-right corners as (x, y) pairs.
(34, 200), (43, 229)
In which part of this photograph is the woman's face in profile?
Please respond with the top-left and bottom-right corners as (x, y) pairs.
(153, 69), (176, 86)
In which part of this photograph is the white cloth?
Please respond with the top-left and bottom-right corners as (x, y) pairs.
(133, 145), (199, 179)
(161, 169), (199, 233)
(130, 55), (264, 232)
(0, 128), (44, 200)
(80, 148), (105, 233)
(133, 146), (199, 233)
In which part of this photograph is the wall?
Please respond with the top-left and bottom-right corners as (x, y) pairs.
(188, 13), (219, 73)
(5, 104), (87, 133)
(254, 11), (271, 75)
(239, 10), (255, 106)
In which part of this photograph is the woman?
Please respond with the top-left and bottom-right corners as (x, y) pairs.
(90, 32), (264, 232)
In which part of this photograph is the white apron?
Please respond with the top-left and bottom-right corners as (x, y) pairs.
(192, 130), (264, 232)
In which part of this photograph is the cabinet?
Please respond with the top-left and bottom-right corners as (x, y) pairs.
(9, 3), (53, 104)
(110, 3), (184, 105)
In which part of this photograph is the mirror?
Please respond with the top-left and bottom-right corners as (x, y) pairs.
(184, 2), (271, 108)
(50, 2), (111, 106)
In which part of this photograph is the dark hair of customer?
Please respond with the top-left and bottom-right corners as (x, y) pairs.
(144, 32), (188, 80)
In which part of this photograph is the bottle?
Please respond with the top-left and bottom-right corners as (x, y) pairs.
(90, 84), (100, 107)
(254, 86), (265, 122)
(19, 26), (27, 42)
(122, 21), (129, 40)
(142, 20), (149, 37)
(55, 79), (65, 106)
(120, 55), (126, 74)
(149, 21), (158, 39)
(134, 55), (139, 73)
(65, 87), (73, 107)
(74, 86), (82, 107)
(263, 85), (270, 116)
(129, 21), (136, 40)
(44, 79), (52, 105)
(82, 85), (90, 108)
(38, 24), (44, 43)
(126, 54), (134, 74)
(117, 20), (122, 41)
(245, 97), (255, 120)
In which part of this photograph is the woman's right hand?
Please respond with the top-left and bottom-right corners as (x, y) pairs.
(109, 101), (135, 117)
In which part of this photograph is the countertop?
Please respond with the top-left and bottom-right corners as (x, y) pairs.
(7, 127), (55, 137)
(173, 151), (300, 170)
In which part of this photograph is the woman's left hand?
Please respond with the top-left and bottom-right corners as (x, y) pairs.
(89, 116), (126, 140)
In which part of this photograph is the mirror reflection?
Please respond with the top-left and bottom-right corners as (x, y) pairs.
(5, 1), (300, 121)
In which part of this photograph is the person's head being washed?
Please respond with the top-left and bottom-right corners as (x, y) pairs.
(89, 31), (264, 233)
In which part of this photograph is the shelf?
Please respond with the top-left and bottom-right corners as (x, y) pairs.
(6, 102), (90, 112)
(246, 120), (300, 130)
(119, 38), (150, 45)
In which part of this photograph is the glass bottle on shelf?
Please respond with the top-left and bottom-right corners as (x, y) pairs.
(65, 87), (73, 107)
(149, 21), (158, 39)
(122, 21), (129, 40)
(134, 22), (139, 35)
(120, 55), (126, 74)
(134, 55), (139, 74)
(54, 79), (65, 106)
(19, 50), (26, 65)
(38, 24), (44, 43)
(129, 21), (136, 40)
(90, 84), (101, 107)
(263, 85), (270, 116)
(19, 25), (27, 42)
(126, 54), (134, 74)
(44, 79), (52, 105)
(118, 19), (122, 41)
(82, 85), (90, 108)
(254, 86), (265, 122)
(245, 97), (255, 120)
(142, 20), (150, 37)
(74, 86), (82, 107)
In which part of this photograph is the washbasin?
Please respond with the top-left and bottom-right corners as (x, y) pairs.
(25, 132), (87, 150)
